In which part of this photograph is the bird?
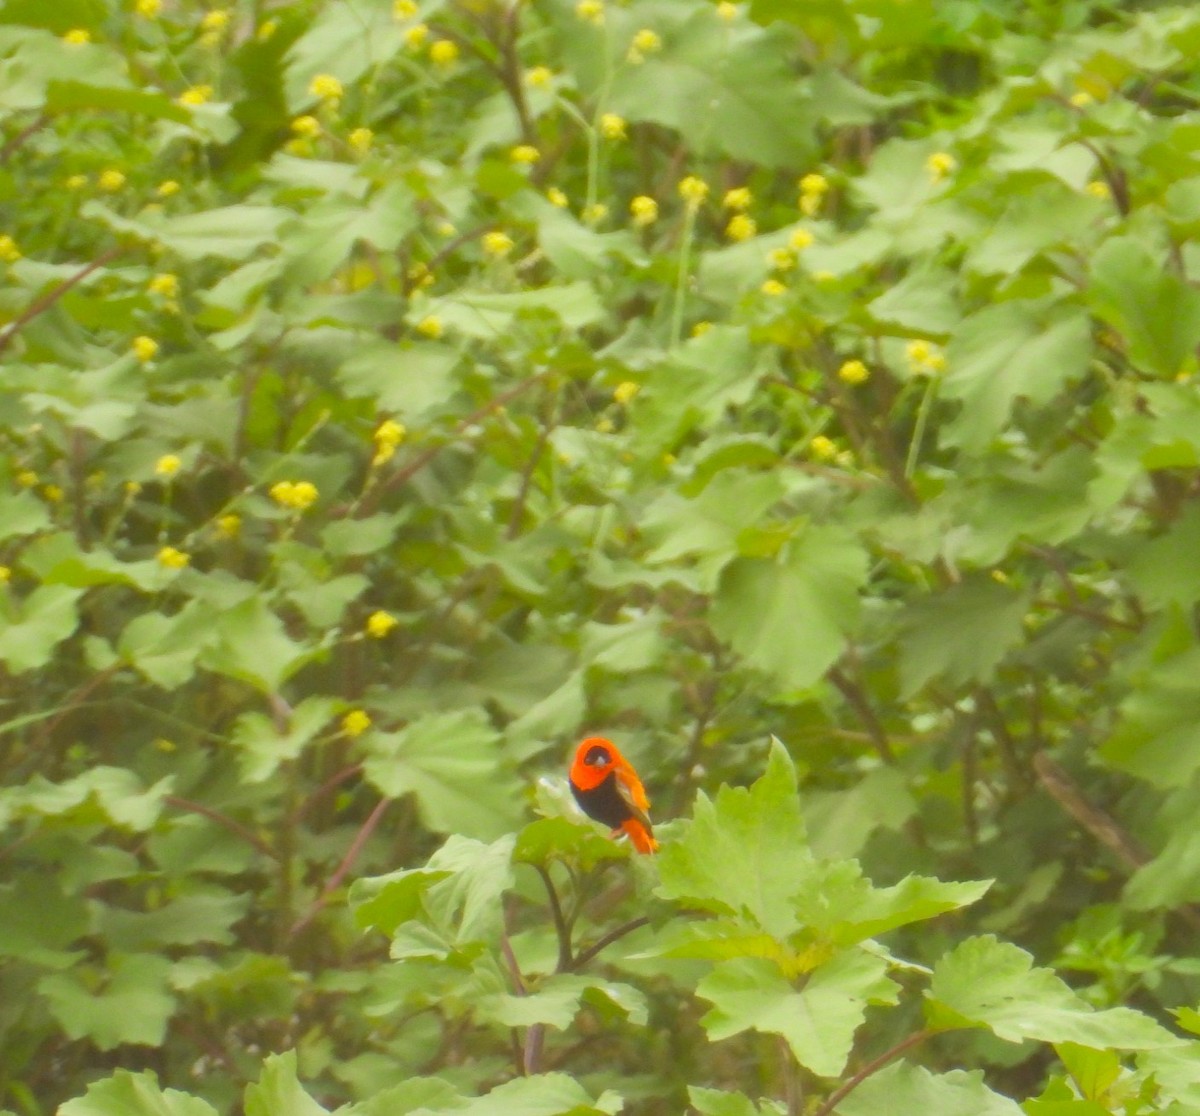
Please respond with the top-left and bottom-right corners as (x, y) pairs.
(568, 736), (657, 854)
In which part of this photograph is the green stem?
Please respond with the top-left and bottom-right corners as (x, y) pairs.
(670, 205), (698, 349)
(904, 374), (939, 480)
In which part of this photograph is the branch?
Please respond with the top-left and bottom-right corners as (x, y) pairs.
(0, 246), (126, 355)
(812, 1029), (934, 1116)
(535, 864), (573, 972)
(567, 915), (651, 972)
(829, 666), (896, 764)
(287, 796), (391, 938)
(165, 795), (278, 861)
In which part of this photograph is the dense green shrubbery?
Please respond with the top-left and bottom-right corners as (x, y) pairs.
(5, 0), (1200, 1112)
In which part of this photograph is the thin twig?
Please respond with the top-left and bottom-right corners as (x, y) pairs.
(812, 1029), (934, 1116)
(0, 113), (48, 162)
(0, 247), (126, 355)
(568, 915), (651, 972)
(287, 797), (391, 938)
(165, 795), (278, 861)
(829, 667), (896, 764)
(535, 864), (573, 971)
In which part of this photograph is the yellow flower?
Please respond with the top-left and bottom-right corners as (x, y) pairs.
(809, 435), (837, 461)
(342, 709), (372, 737)
(691, 321), (712, 337)
(723, 186), (752, 211)
(216, 513), (241, 538)
(407, 262), (433, 288)
(200, 9), (229, 32)
(309, 73), (344, 101)
(767, 248), (795, 272)
(155, 454), (182, 478)
(256, 17), (278, 39)
(98, 168), (126, 192)
(270, 480), (319, 511)
(124, 480), (142, 496)
(510, 144), (540, 165)
(799, 172), (829, 196)
(393, 0), (418, 17)
(132, 335), (159, 363)
(613, 381), (640, 405)
(135, 0), (162, 16)
(0, 235), (21, 263)
(1069, 91), (1093, 108)
(16, 470), (37, 487)
(153, 737), (177, 752)
(366, 610), (399, 638)
(375, 419), (407, 451)
(435, 220), (456, 237)
(157, 180), (180, 197)
(178, 85), (212, 106)
(526, 66), (554, 87)
(599, 113), (626, 141)
(290, 114), (321, 138)
(404, 23), (429, 49)
(429, 39), (458, 67)
(627, 28), (662, 63)
(838, 359), (869, 385)
(63, 28), (90, 44)
(576, 0), (605, 25)
(788, 227), (814, 251)
(157, 546), (190, 569)
(148, 272), (179, 298)
(0, 566), (10, 584)
(926, 151), (957, 183)
(1085, 180), (1110, 199)
(716, 1), (738, 19)
(760, 278), (787, 296)
(725, 214), (756, 242)
(582, 202), (608, 225)
(416, 315), (442, 339)
(546, 186), (568, 207)
(906, 339), (947, 375)
(42, 484), (64, 503)
(630, 195), (658, 227)
(678, 175), (709, 209)
(65, 174), (87, 190)
(595, 416), (615, 434)
(482, 230), (514, 258)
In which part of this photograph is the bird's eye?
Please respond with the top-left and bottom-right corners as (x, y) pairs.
(585, 745), (610, 766)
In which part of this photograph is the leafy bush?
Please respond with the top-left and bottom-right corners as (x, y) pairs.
(4, 0), (1200, 1112)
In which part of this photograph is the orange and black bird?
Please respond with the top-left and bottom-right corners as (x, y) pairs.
(569, 736), (657, 854)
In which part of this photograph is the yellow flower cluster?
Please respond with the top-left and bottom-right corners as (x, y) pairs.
(291, 115), (321, 138)
(430, 39), (458, 67)
(309, 73), (343, 102)
(216, 514), (241, 538)
(599, 113), (626, 141)
(627, 28), (662, 63)
(723, 187), (751, 211)
(0, 235), (20, 263)
(582, 203), (607, 226)
(178, 85), (212, 107)
(926, 151), (956, 183)
(809, 435), (838, 461)
(63, 28), (90, 44)
(576, 0), (605, 25)
(148, 273), (179, 299)
(132, 336), (159, 363)
(373, 419), (406, 466)
(678, 175), (709, 209)
(405, 24), (428, 49)
(482, 231), (514, 258)
(158, 546), (190, 569)
(99, 169), (126, 192)
(270, 480), (319, 510)
(349, 127), (373, 155)
(136, 0), (162, 16)
(342, 710), (372, 738)
(838, 359), (869, 385)
(393, 0), (418, 17)
(366, 610), (399, 638)
(416, 315), (443, 339)
(906, 339), (947, 375)
(725, 214), (756, 242)
(630, 195), (658, 227)
(526, 66), (554, 87)
(155, 454), (182, 478)
(510, 144), (539, 165)
(613, 381), (640, 405)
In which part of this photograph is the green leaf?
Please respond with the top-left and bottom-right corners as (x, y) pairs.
(351, 868), (454, 938)
(688, 1086), (784, 1116)
(58, 1070), (219, 1116)
(0, 584), (83, 672)
(244, 1051), (328, 1116)
(834, 1063), (1023, 1116)
(118, 603), (215, 690)
(897, 578), (1033, 697)
(95, 893), (252, 950)
(711, 525), (866, 692)
(941, 299), (1092, 450)
(422, 283), (606, 338)
(451, 1072), (622, 1116)
(40, 954), (175, 1050)
(46, 80), (191, 122)
(0, 489), (50, 540)
(478, 974), (646, 1031)
(927, 935), (1181, 1049)
(512, 817), (630, 872)
(82, 201), (291, 261)
(1089, 236), (1200, 378)
(697, 949), (897, 1077)
(657, 740), (811, 937)
(0, 875), (88, 966)
(230, 697), (339, 783)
(363, 710), (521, 841)
(199, 598), (318, 693)
(865, 265), (960, 334)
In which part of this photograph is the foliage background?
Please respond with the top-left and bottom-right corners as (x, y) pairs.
(4, 0), (1200, 1112)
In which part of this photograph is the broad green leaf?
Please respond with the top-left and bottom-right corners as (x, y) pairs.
(897, 578), (1032, 697)
(711, 525), (866, 692)
(58, 1070), (219, 1116)
(244, 1051), (328, 1116)
(199, 598), (318, 693)
(351, 868), (454, 937)
(865, 265), (960, 334)
(1090, 236), (1200, 378)
(82, 201), (290, 261)
(697, 949), (897, 1077)
(927, 935), (1180, 1049)
(420, 283), (606, 338)
(835, 1063), (1023, 1116)
(688, 1087), (784, 1116)
(421, 835), (517, 945)
(940, 299), (1091, 450)
(95, 893), (252, 950)
(451, 1072), (622, 1116)
(1125, 503), (1200, 608)
(118, 604), (215, 690)
(478, 974), (645, 1030)
(805, 767), (917, 859)
(0, 489), (49, 540)
(40, 954), (175, 1050)
(0, 584), (83, 672)
(0, 875), (88, 965)
(512, 817), (630, 871)
(46, 80), (191, 122)
(230, 697), (340, 783)
(13, 767), (171, 830)
(363, 710), (521, 841)
(657, 740), (811, 937)
(321, 512), (407, 558)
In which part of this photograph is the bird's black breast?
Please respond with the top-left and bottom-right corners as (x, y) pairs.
(572, 771), (633, 829)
